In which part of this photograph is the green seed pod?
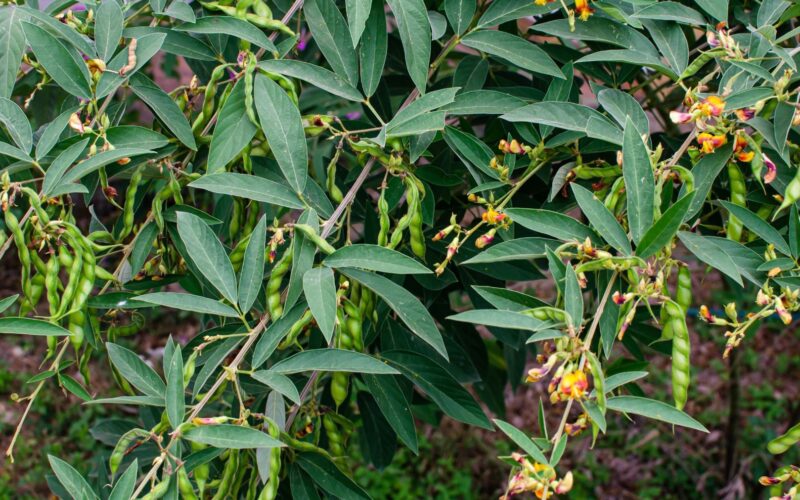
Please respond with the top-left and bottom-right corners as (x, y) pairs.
(293, 224), (336, 255)
(679, 48), (726, 81)
(119, 165), (144, 241)
(726, 162), (746, 242)
(667, 301), (690, 410)
(767, 421), (800, 454)
(377, 189), (390, 247)
(266, 242), (293, 319)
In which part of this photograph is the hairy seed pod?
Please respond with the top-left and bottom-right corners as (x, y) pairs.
(266, 243), (293, 319)
(377, 189), (390, 247)
(118, 165), (144, 241)
(666, 300), (690, 410)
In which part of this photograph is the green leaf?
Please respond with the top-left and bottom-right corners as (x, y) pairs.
(176, 212), (238, 304)
(193, 335), (244, 398)
(504, 208), (598, 242)
(564, 265), (583, 330)
(0, 295), (18, 314)
(124, 26), (216, 61)
(106, 342), (166, 398)
(0, 97), (32, 153)
(184, 424), (285, 449)
(602, 371), (649, 393)
(253, 74), (308, 193)
(48, 455), (98, 500)
(635, 192), (695, 259)
(35, 107), (78, 160)
(42, 138), (89, 197)
(447, 309), (546, 332)
(132, 292), (240, 317)
(207, 78), (258, 170)
(0, 141), (32, 163)
(501, 102), (622, 145)
(443, 125), (499, 180)
(0, 317), (71, 336)
(290, 464), (322, 500)
(129, 72), (197, 150)
(477, 0), (551, 28)
(190, 172), (304, 209)
(382, 350), (491, 429)
(682, 143), (733, 220)
(345, 0), (371, 46)
(239, 215), (267, 312)
(20, 5), (96, 56)
(21, 21), (91, 99)
(252, 302), (308, 367)
(251, 371), (301, 404)
(174, 16), (277, 52)
(164, 1), (196, 22)
(258, 60), (363, 101)
(302, 268), (337, 342)
(358, 0), (387, 98)
(108, 459), (138, 500)
(59, 373), (92, 401)
(622, 116), (655, 244)
(533, 17), (658, 54)
(270, 348), (399, 375)
(642, 19), (688, 75)
(693, 0), (728, 22)
(606, 396), (708, 432)
(86, 395), (165, 407)
(304, 0), (359, 86)
(324, 245), (431, 274)
(571, 184), (631, 255)
(493, 419), (549, 464)
(60, 147), (152, 185)
(96, 32), (166, 98)
(297, 453), (370, 500)
(597, 89), (649, 136)
(386, 0), (431, 93)
(165, 347), (184, 429)
(388, 88), (459, 133)
(677, 231), (743, 286)
(0, 6), (26, 99)
(445, 0), (476, 35)
(462, 237), (557, 264)
(461, 30), (562, 79)
(443, 90), (526, 116)
(286, 210), (319, 311)
(634, 2), (706, 25)
(340, 268), (447, 359)
(362, 374), (418, 453)
(757, 0), (790, 27)
(719, 201), (791, 256)
(95, 0), (123, 61)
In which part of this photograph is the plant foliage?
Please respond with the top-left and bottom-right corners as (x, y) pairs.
(1, 0), (800, 497)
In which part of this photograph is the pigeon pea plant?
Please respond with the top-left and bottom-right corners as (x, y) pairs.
(0, 0), (800, 497)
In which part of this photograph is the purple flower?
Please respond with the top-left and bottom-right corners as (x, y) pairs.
(345, 111), (361, 120)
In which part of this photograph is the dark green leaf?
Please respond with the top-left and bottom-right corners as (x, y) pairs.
(270, 349), (399, 375)
(106, 342), (166, 398)
(635, 192), (695, 259)
(622, 116), (654, 244)
(324, 245), (431, 274)
(571, 184), (631, 254)
(176, 211), (238, 304)
(606, 396), (708, 432)
(184, 424), (284, 449)
(386, 0), (431, 93)
(304, 0), (359, 86)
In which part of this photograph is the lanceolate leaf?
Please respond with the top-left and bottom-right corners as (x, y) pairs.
(176, 212), (238, 304)
(359, 0), (387, 97)
(340, 268), (447, 359)
(504, 208), (599, 242)
(635, 192), (696, 259)
(133, 292), (240, 317)
(95, 0), (123, 62)
(461, 30), (562, 79)
(386, 0), (431, 93)
(0, 97), (32, 153)
(302, 267), (337, 342)
(571, 184), (631, 254)
(0, 317), (71, 336)
(719, 201), (791, 256)
(174, 16), (277, 53)
(48, 456), (99, 500)
(253, 74), (309, 193)
(0, 6), (26, 99)
(21, 22), (92, 100)
(258, 60), (363, 101)
(622, 117), (655, 244)
(129, 73), (197, 150)
(323, 245), (432, 274)
(106, 342), (166, 398)
(239, 215), (267, 312)
(304, 0), (359, 86)
(189, 173), (304, 209)
(606, 396), (708, 432)
(270, 349), (400, 375)
(207, 78), (257, 170)
(678, 231), (743, 286)
(184, 425), (285, 449)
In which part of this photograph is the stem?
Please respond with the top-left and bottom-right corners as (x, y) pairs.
(5, 338), (70, 462)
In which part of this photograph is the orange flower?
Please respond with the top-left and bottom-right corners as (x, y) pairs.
(736, 150), (754, 162)
(697, 133), (727, 153)
(574, 0), (594, 20)
(698, 95), (726, 117)
(535, 0), (555, 4)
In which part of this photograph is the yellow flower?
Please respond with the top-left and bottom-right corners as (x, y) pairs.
(559, 370), (588, 399)
(574, 0), (594, 20)
(697, 132), (727, 153)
